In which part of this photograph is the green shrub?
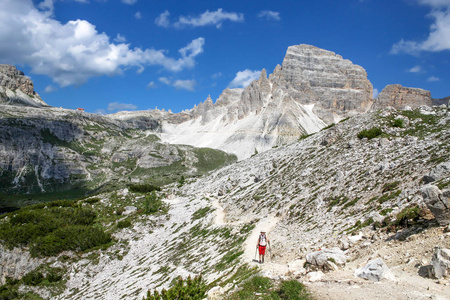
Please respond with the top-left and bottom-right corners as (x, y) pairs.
(30, 226), (111, 257)
(143, 191), (166, 214)
(84, 197), (100, 204)
(0, 288), (18, 300)
(396, 206), (421, 226)
(117, 219), (132, 229)
(275, 280), (310, 300)
(357, 127), (382, 139)
(392, 118), (404, 128)
(22, 271), (44, 286)
(46, 268), (63, 283)
(128, 184), (161, 193)
(145, 275), (207, 300)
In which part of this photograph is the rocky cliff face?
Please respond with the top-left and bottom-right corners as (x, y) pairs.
(126, 44), (374, 160)
(372, 84), (433, 110)
(0, 105), (236, 209)
(0, 65), (48, 107)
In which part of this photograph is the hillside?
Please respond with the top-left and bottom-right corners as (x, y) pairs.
(0, 105), (447, 299)
(0, 104), (236, 212)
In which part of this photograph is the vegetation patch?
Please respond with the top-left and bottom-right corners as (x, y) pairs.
(145, 275), (207, 300)
(357, 127), (382, 140)
(128, 184), (161, 193)
(192, 207), (211, 220)
(0, 199), (111, 257)
(225, 276), (311, 300)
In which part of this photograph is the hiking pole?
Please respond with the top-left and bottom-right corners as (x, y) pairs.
(254, 246), (258, 261)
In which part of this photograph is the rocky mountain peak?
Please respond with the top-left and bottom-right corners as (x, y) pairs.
(0, 64), (48, 107)
(372, 84), (432, 110)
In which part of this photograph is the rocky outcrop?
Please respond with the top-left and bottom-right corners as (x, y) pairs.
(278, 44), (373, 124)
(0, 65), (48, 107)
(421, 185), (450, 226)
(372, 84), (432, 110)
(431, 247), (450, 279)
(306, 248), (346, 271)
(0, 246), (42, 284)
(354, 258), (394, 281)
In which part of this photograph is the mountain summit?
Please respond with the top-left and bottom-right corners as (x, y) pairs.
(114, 44), (374, 160)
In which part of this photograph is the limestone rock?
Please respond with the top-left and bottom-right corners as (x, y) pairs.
(306, 271), (324, 282)
(431, 247), (450, 279)
(0, 246), (42, 284)
(279, 44), (373, 124)
(306, 248), (346, 270)
(421, 185), (450, 226)
(423, 161), (450, 183)
(354, 258), (394, 281)
(0, 64), (48, 107)
(373, 84), (432, 110)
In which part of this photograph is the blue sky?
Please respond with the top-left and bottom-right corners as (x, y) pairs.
(0, 0), (449, 113)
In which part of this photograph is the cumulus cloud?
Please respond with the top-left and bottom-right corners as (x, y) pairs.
(391, 1), (450, 54)
(408, 65), (422, 73)
(107, 101), (138, 112)
(159, 77), (171, 85)
(135, 11), (142, 19)
(113, 33), (127, 43)
(258, 10), (281, 21)
(158, 77), (196, 91)
(44, 85), (57, 93)
(121, 0), (138, 4)
(0, 0), (205, 87)
(155, 10), (170, 27)
(156, 9), (244, 29)
(173, 79), (196, 91)
(147, 81), (156, 88)
(428, 75), (440, 81)
(212, 72), (222, 79)
(229, 69), (261, 88)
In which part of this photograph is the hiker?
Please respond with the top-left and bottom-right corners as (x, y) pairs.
(256, 231), (270, 263)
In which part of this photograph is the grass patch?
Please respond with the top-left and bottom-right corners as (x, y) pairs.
(357, 127), (382, 140)
(192, 207), (211, 220)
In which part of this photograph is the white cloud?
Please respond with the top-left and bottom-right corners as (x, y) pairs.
(107, 101), (138, 112)
(158, 77), (196, 91)
(229, 69), (261, 88)
(258, 10), (281, 21)
(0, 0), (205, 87)
(391, 1), (450, 54)
(173, 79), (196, 91)
(159, 77), (171, 85)
(373, 88), (379, 98)
(44, 85), (57, 93)
(155, 10), (170, 27)
(174, 9), (244, 28)
(408, 65), (422, 73)
(121, 0), (138, 5)
(113, 33), (126, 43)
(428, 75), (440, 81)
(135, 11), (142, 19)
(147, 81), (156, 88)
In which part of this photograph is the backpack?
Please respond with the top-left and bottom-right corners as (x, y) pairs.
(259, 234), (267, 246)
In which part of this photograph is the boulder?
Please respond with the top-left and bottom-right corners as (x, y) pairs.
(431, 247), (450, 279)
(306, 271), (324, 282)
(421, 185), (450, 226)
(306, 248), (346, 271)
(123, 206), (137, 215)
(288, 259), (307, 276)
(354, 258), (394, 281)
(423, 162), (450, 183)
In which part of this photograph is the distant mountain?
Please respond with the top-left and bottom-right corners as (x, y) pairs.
(113, 44), (374, 160)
